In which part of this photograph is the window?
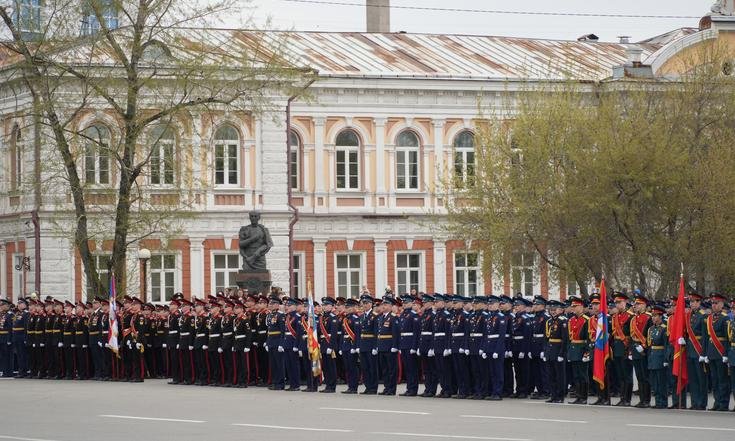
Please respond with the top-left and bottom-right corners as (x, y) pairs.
(395, 130), (419, 190)
(150, 126), (175, 185)
(292, 254), (303, 297)
(289, 130), (301, 190)
(84, 124), (111, 185)
(150, 254), (177, 303)
(335, 129), (360, 190)
(396, 253), (421, 295)
(511, 251), (535, 297)
(81, 0), (119, 36)
(455, 252), (480, 296)
(85, 254), (111, 301)
(213, 253), (240, 293)
(453, 130), (475, 186)
(214, 125), (239, 186)
(10, 124), (21, 191)
(336, 254), (361, 298)
(12, 254), (25, 300)
(14, 0), (42, 38)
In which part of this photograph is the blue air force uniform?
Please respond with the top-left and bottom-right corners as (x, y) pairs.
(510, 299), (531, 397)
(432, 298), (452, 397)
(483, 298), (507, 399)
(449, 300), (470, 398)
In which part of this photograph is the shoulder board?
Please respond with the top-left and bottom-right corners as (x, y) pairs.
(498, 312), (505, 317)
(645, 312), (652, 317)
(721, 312), (728, 317)
(410, 310), (417, 315)
(581, 315), (590, 320)
(559, 316), (568, 321)
(626, 311), (635, 316)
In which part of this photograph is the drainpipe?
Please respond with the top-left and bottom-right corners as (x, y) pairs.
(287, 78), (316, 298)
(32, 93), (42, 294)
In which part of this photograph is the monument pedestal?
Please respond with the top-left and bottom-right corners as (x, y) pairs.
(235, 271), (272, 295)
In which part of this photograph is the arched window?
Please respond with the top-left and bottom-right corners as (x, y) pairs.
(289, 130), (301, 190)
(84, 124), (111, 185)
(214, 125), (239, 186)
(395, 130), (420, 190)
(453, 130), (475, 186)
(335, 129), (360, 190)
(10, 124), (21, 191)
(150, 125), (175, 185)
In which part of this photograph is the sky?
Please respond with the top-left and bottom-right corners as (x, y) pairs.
(233, 0), (716, 42)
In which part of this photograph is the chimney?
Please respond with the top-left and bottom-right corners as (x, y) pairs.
(367, 0), (390, 33)
(612, 35), (652, 79)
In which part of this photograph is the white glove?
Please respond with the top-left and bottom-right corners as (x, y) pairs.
(135, 343), (142, 350)
(339, 350), (343, 355)
(126, 341), (131, 349)
(188, 346), (194, 351)
(326, 348), (333, 355)
(723, 357), (729, 363)
(627, 354), (633, 361)
(82, 344), (88, 349)
(355, 348), (360, 354)
(105, 343), (110, 348)
(663, 362), (669, 367)
(39, 343), (45, 348)
(678, 337), (686, 345)
(446, 349), (453, 355)
(540, 352), (545, 359)
(292, 347), (299, 352)
(232, 347), (235, 352)
(410, 349), (416, 355)
(442, 349), (449, 356)
(31, 343), (36, 348)
(635, 345), (644, 353)
(71, 344), (76, 348)
(277, 346), (284, 353)
(162, 343), (167, 349)
(582, 355), (590, 363)
(217, 347), (223, 353)
(507, 351), (513, 358)
(298, 350), (303, 357)
(541, 355), (547, 362)
(481, 352), (488, 360)
(264, 344), (269, 352)
(518, 352), (525, 359)
(176, 344), (180, 350)
(493, 352), (499, 359)
(416, 349), (421, 356)
(371, 349), (378, 356)
(528, 353), (533, 359)
(202, 345), (208, 350)
(244, 348), (250, 353)
(557, 356), (564, 362)
(58, 342), (64, 348)
(253, 342), (259, 347)
(698, 355), (706, 363)
(428, 349), (435, 357)
(391, 348), (398, 353)
(458, 348), (466, 355)
(350, 348), (356, 354)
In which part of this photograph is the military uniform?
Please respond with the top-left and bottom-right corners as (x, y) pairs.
(265, 298), (286, 390)
(122, 301), (147, 382)
(467, 297), (487, 399)
(483, 296), (508, 400)
(685, 295), (708, 410)
(567, 296), (590, 404)
(254, 308), (269, 385)
(358, 296), (379, 394)
(177, 301), (195, 385)
(0, 301), (13, 377)
(418, 296), (437, 397)
(44, 303), (61, 379)
(630, 295), (652, 408)
(61, 306), (76, 379)
(166, 306), (181, 382)
(206, 310), (224, 385)
(232, 303), (253, 387)
(340, 299), (361, 393)
(192, 305), (209, 385)
(647, 305), (669, 409)
(88, 305), (103, 380)
(449, 298), (470, 398)
(284, 301), (303, 391)
(510, 298), (531, 398)
(11, 302), (29, 377)
(220, 305), (235, 386)
(529, 297), (550, 399)
(432, 296), (452, 398)
(377, 297), (399, 395)
(545, 300), (568, 403)
(706, 294), (731, 411)
(611, 293), (634, 406)
(398, 296), (421, 396)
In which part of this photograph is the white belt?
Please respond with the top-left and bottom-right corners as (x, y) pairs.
(452, 333), (465, 337)
(168, 331), (178, 334)
(235, 335), (247, 339)
(401, 332), (414, 336)
(222, 332), (233, 336)
(513, 336), (524, 340)
(258, 331), (267, 334)
(434, 333), (446, 337)
(470, 333), (483, 337)
(209, 334), (221, 338)
(196, 333), (206, 337)
(533, 334), (544, 338)
(421, 332), (433, 336)
(487, 334), (499, 339)
(179, 332), (190, 336)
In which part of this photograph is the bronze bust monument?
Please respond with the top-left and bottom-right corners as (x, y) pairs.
(238, 211), (273, 272)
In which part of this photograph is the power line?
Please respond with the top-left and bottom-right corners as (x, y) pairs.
(282, 0), (701, 19)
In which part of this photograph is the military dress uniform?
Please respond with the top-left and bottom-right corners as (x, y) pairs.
(61, 308), (76, 379)
(27, 307), (41, 377)
(449, 299), (470, 398)
(510, 299), (531, 398)
(122, 305), (147, 382)
(483, 297), (508, 400)
(192, 308), (209, 385)
(630, 297), (653, 408)
(567, 297), (590, 404)
(11, 303), (29, 377)
(99, 304), (112, 380)
(0, 302), (12, 377)
(544, 302), (568, 403)
(467, 297), (487, 399)
(284, 303), (303, 391)
(529, 298), (550, 399)
(178, 305), (195, 385)
(88, 306), (103, 380)
(685, 296), (708, 410)
(706, 294), (731, 411)
(254, 308), (269, 385)
(340, 299), (361, 393)
(318, 298), (340, 392)
(232, 305), (253, 387)
(44, 305), (60, 379)
(647, 305), (670, 409)
(265, 301), (286, 390)
(432, 297), (452, 398)
(377, 298), (399, 395)
(418, 296), (437, 397)
(220, 307), (235, 386)
(166, 307), (180, 382)
(206, 311), (224, 385)
(727, 317), (735, 409)
(358, 297), (379, 394)
(611, 293), (635, 406)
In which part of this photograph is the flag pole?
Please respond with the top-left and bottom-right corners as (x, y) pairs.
(678, 264), (683, 410)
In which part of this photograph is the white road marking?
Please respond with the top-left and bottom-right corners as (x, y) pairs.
(461, 415), (586, 424)
(232, 423), (353, 433)
(0, 436), (62, 441)
(371, 432), (531, 441)
(627, 424), (735, 432)
(98, 415), (205, 423)
(320, 407), (430, 415)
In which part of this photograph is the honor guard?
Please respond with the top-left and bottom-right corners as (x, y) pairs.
(432, 294), (452, 398)
(706, 293), (731, 411)
(232, 300), (253, 387)
(611, 292), (634, 406)
(265, 296), (286, 390)
(61, 301), (76, 379)
(11, 298), (29, 377)
(467, 296), (487, 399)
(377, 296), (399, 395)
(544, 300), (568, 403)
(567, 296), (590, 404)
(166, 300), (181, 383)
(510, 297), (531, 398)
(483, 296), (507, 400)
(647, 304), (670, 409)
(630, 293), (652, 408)
(684, 292), (707, 410)
(283, 297), (303, 391)
(499, 296), (515, 397)
(192, 299), (209, 385)
(220, 300), (236, 387)
(0, 300), (14, 377)
(341, 298), (361, 394)
(529, 296), (550, 400)
(177, 299), (195, 385)
(418, 294), (437, 397)
(398, 295), (421, 396)
(318, 297), (340, 393)
(358, 295), (379, 394)
(206, 302), (224, 385)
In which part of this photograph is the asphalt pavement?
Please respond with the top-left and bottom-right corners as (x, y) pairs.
(1, 378), (734, 441)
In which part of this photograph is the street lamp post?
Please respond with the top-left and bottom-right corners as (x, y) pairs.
(138, 248), (151, 302)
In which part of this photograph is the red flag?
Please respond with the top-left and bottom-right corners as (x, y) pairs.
(668, 274), (688, 395)
(592, 278), (610, 389)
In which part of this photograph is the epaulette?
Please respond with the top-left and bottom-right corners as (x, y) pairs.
(581, 314), (590, 320)
(559, 316), (568, 321)
(498, 312), (505, 317)
(626, 310), (635, 316)
(645, 312), (652, 317)
(410, 310), (417, 315)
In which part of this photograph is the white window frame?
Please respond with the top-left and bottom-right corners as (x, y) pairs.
(83, 253), (112, 301)
(289, 130), (301, 191)
(335, 252), (365, 298)
(335, 130), (360, 191)
(511, 250), (536, 298)
(149, 127), (176, 186)
(11, 124), (21, 191)
(15, 0), (42, 36)
(395, 251), (424, 295)
(83, 124), (111, 186)
(395, 130), (420, 191)
(80, 0), (119, 36)
(213, 125), (240, 187)
(292, 252), (305, 298)
(454, 252), (482, 296)
(12, 253), (25, 300)
(211, 251), (241, 294)
(453, 130), (475, 186)
(148, 252), (181, 304)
